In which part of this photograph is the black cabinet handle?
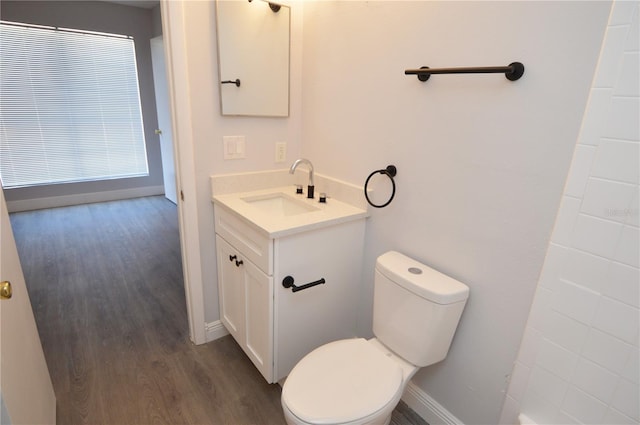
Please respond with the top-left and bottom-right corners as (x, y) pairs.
(282, 275), (326, 293)
(229, 254), (237, 262)
(235, 259), (243, 267)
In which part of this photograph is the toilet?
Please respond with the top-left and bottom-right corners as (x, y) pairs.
(281, 251), (470, 425)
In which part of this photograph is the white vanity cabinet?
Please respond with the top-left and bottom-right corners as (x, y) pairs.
(216, 235), (273, 380)
(213, 203), (365, 383)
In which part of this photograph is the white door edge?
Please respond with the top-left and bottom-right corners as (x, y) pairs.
(160, 0), (206, 345)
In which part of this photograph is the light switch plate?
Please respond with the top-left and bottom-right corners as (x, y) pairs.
(223, 135), (245, 160)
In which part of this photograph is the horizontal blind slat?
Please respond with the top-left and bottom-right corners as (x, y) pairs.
(0, 22), (149, 188)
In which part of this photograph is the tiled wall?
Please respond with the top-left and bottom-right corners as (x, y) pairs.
(500, 1), (639, 424)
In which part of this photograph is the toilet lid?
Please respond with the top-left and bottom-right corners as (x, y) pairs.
(282, 338), (403, 424)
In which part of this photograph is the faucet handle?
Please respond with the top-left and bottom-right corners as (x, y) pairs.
(295, 184), (303, 195)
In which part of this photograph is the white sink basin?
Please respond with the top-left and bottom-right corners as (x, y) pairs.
(241, 193), (319, 216)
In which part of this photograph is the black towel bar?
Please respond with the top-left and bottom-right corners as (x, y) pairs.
(405, 62), (525, 82)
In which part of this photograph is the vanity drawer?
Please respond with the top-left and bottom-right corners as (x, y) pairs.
(214, 204), (273, 275)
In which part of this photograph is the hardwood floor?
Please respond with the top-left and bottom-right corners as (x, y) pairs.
(10, 196), (426, 425)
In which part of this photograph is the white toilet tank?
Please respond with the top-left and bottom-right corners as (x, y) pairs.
(373, 251), (469, 367)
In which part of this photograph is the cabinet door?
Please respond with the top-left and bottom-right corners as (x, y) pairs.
(243, 259), (274, 382)
(216, 235), (245, 343)
(274, 220), (365, 381)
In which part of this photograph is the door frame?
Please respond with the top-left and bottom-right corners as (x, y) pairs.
(160, 1), (206, 344)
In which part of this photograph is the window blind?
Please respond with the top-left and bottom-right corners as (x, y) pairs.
(0, 21), (149, 188)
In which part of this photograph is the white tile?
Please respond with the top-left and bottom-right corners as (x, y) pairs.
(507, 362), (531, 402)
(610, 1), (637, 26)
(614, 225), (640, 268)
(551, 279), (601, 324)
(605, 97), (640, 142)
(626, 9), (639, 52)
(518, 327), (543, 368)
(561, 247), (611, 292)
(582, 178), (636, 224)
(565, 145), (598, 198)
(535, 338), (579, 380)
(553, 410), (581, 425)
(528, 287), (552, 331)
(571, 358), (620, 402)
(591, 140), (640, 184)
(613, 52), (640, 97)
(604, 408), (638, 425)
(572, 213), (624, 259)
(582, 328), (634, 375)
(593, 296), (640, 344)
(551, 197), (581, 246)
(626, 185), (640, 227)
(538, 243), (568, 289)
(611, 379), (640, 421)
(561, 386), (608, 425)
(622, 347), (639, 384)
(528, 365), (569, 404)
(578, 88), (613, 146)
(604, 261), (640, 308)
(521, 388), (561, 425)
(594, 26), (631, 88)
(541, 310), (589, 353)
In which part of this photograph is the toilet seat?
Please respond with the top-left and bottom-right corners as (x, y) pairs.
(281, 338), (404, 425)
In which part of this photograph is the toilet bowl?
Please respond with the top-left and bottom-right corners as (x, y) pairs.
(281, 338), (417, 425)
(281, 251), (470, 425)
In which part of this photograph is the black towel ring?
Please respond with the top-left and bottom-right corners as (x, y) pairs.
(364, 165), (397, 208)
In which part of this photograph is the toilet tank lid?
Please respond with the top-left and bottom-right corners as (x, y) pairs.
(376, 251), (469, 305)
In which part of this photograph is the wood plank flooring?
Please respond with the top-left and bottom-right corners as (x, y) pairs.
(10, 196), (426, 425)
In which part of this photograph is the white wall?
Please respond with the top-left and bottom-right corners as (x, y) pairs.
(164, 0), (303, 323)
(300, 2), (610, 424)
(164, 1), (616, 422)
(501, 2), (639, 424)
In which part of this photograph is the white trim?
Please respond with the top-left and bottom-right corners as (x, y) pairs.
(6, 185), (164, 213)
(402, 381), (464, 425)
(205, 320), (229, 343)
(161, 0), (207, 345)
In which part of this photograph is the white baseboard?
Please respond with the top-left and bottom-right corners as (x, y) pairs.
(402, 381), (464, 425)
(205, 320), (229, 343)
(6, 185), (165, 212)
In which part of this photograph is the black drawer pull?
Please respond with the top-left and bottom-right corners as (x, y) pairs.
(235, 259), (243, 267)
(229, 254), (237, 262)
(282, 276), (326, 293)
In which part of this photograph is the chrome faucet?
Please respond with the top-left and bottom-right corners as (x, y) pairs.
(289, 158), (314, 199)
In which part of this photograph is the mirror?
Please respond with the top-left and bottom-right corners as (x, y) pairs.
(215, 0), (290, 117)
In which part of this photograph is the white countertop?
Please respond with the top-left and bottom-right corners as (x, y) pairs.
(212, 186), (369, 238)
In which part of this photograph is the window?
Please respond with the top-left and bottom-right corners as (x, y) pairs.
(0, 21), (149, 188)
